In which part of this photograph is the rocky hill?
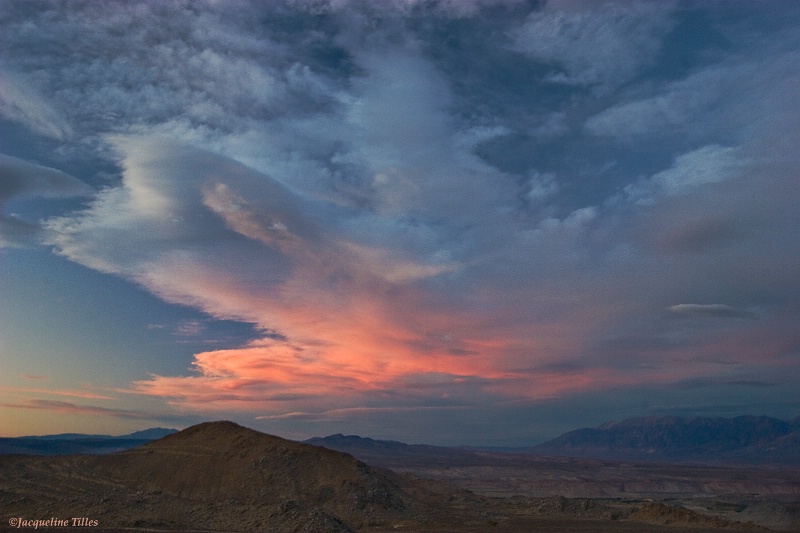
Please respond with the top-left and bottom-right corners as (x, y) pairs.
(0, 421), (429, 532)
(532, 415), (800, 464)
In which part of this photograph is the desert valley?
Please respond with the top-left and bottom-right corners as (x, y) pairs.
(2, 416), (799, 533)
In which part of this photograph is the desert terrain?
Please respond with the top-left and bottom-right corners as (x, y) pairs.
(2, 421), (798, 532)
(306, 435), (800, 531)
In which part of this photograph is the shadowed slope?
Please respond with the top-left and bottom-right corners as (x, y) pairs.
(0, 421), (422, 532)
(101, 421), (409, 513)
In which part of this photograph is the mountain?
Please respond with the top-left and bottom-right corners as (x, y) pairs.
(0, 427), (178, 455)
(304, 433), (487, 468)
(0, 421), (431, 532)
(532, 415), (800, 464)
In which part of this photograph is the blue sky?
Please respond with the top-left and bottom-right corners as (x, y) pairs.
(1, 0), (799, 445)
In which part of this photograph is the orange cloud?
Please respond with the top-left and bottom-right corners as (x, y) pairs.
(48, 137), (797, 424)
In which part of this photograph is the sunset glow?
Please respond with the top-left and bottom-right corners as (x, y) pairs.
(1, 0), (799, 444)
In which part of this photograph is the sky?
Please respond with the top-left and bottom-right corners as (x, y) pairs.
(1, 0), (799, 446)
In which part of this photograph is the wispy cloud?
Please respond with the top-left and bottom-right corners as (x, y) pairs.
(0, 154), (92, 247)
(256, 404), (469, 422)
(0, 387), (114, 400)
(668, 304), (757, 320)
(510, 0), (676, 91)
(0, 399), (180, 422)
(0, 71), (74, 140)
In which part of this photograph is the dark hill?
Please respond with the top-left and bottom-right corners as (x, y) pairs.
(0, 421), (428, 532)
(533, 415), (800, 464)
(102, 421), (411, 513)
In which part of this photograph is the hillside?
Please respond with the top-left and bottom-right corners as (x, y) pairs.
(0, 421), (427, 532)
(532, 415), (800, 464)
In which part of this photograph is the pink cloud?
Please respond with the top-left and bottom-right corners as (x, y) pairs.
(45, 116), (799, 425)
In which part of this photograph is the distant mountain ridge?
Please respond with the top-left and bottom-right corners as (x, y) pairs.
(5, 415), (799, 466)
(305, 416), (800, 467)
(304, 434), (487, 468)
(532, 415), (800, 465)
(0, 427), (177, 455)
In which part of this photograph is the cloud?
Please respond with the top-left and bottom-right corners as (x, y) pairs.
(0, 154), (92, 201)
(0, 70), (74, 139)
(0, 386), (113, 400)
(526, 171), (559, 202)
(668, 304), (757, 320)
(0, 154), (93, 247)
(3, 1), (800, 441)
(1, 2), (317, 151)
(674, 377), (776, 390)
(509, 0), (676, 91)
(46, 137), (509, 413)
(174, 319), (207, 337)
(624, 145), (748, 205)
(289, 0), (531, 17)
(584, 44), (800, 144)
(1, 399), (175, 421)
(255, 404), (466, 422)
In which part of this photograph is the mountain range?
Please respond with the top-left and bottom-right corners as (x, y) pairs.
(0, 427), (177, 455)
(304, 415), (800, 467)
(530, 415), (800, 465)
(3, 415), (799, 466)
